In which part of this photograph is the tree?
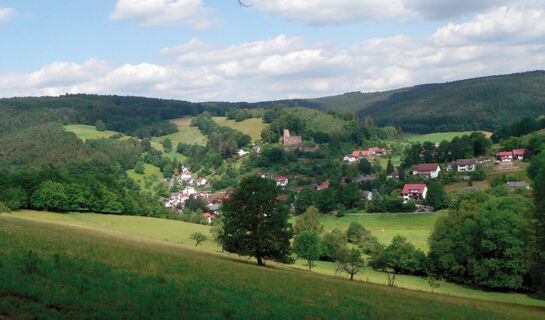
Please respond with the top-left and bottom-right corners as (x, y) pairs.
(134, 161), (145, 174)
(336, 247), (365, 280)
(294, 186), (315, 214)
(364, 116), (375, 127)
(427, 276), (440, 293)
(0, 202), (11, 213)
(294, 206), (323, 234)
(293, 231), (322, 271)
(161, 138), (173, 153)
(95, 119), (106, 131)
(31, 181), (69, 211)
(357, 158), (372, 175)
(380, 235), (426, 276)
(386, 159), (395, 175)
(190, 232), (207, 247)
(220, 176), (293, 265)
(424, 181), (450, 210)
(528, 152), (545, 294)
(315, 188), (336, 213)
(210, 216), (225, 251)
(320, 231), (344, 261)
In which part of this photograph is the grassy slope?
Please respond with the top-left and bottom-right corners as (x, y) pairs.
(405, 131), (492, 144)
(127, 163), (166, 194)
(4, 210), (545, 308)
(212, 116), (266, 142)
(318, 213), (445, 251)
(1, 214), (544, 319)
(64, 124), (122, 140)
(151, 117), (207, 147)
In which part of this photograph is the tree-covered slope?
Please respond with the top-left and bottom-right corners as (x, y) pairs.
(253, 71), (545, 133)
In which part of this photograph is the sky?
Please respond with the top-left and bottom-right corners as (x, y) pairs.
(0, 0), (544, 102)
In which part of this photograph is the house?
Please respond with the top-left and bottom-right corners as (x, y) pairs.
(512, 149), (529, 161)
(255, 171), (274, 179)
(195, 177), (207, 186)
(179, 171), (193, 183)
(275, 195), (288, 201)
(402, 184), (428, 202)
(316, 181), (329, 190)
(496, 151), (513, 162)
(412, 163), (441, 179)
(207, 202), (220, 213)
(237, 149), (249, 157)
(183, 186), (196, 195)
(279, 129), (302, 145)
(194, 191), (209, 199)
(202, 212), (215, 224)
(352, 150), (369, 159)
(275, 176), (289, 187)
(296, 186), (304, 192)
(343, 154), (357, 163)
(353, 174), (377, 182)
(362, 191), (373, 201)
(506, 181), (530, 190)
(367, 147), (387, 155)
(387, 171), (400, 180)
(253, 146), (261, 154)
(450, 159), (476, 172)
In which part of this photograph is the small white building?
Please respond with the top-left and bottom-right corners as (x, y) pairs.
(275, 176), (289, 187)
(362, 191), (373, 201)
(343, 155), (357, 163)
(450, 159), (476, 172)
(195, 177), (207, 186)
(183, 186), (196, 195)
(237, 149), (249, 157)
(412, 163), (441, 179)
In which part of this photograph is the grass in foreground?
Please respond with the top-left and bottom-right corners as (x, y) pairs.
(212, 117), (266, 142)
(1, 215), (544, 319)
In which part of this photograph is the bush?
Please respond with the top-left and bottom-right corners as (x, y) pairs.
(0, 201), (11, 213)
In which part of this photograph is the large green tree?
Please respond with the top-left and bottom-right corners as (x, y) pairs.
(294, 206), (323, 235)
(293, 231), (322, 271)
(528, 152), (545, 294)
(220, 176), (293, 266)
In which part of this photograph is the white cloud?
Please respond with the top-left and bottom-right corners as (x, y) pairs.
(110, 0), (222, 31)
(2, 6), (545, 101)
(0, 8), (15, 25)
(249, 0), (539, 25)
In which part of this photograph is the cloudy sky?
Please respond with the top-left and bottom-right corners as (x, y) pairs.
(1, 0), (544, 101)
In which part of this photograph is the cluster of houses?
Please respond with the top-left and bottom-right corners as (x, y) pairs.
(178, 166), (208, 187)
(255, 171), (290, 187)
(496, 149), (529, 162)
(343, 147), (388, 163)
(164, 186), (210, 209)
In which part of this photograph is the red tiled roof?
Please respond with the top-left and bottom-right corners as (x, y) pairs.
(352, 150), (369, 157)
(497, 151), (513, 157)
(412, 163), (440, 171)
(512, 149), (527, 155)
(317, 181), (329, 190)
(296, 186), (304, 192)
(275, 176), (288, 181)
(203, 212), (213, 218)
(402, 184), (427, 194)
(275, 195), (288, 201)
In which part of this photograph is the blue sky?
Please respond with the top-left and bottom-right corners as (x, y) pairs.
(0, 1), (544, 101)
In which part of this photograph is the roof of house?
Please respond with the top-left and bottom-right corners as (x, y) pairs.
(512, 149), (528, 155)
(275, 195), (288, 201)
(387, 171), (399, 177)
(453, 159), (476, 166)
(402, 184), (427, 194)
(202, 212), (215, 219)
(368, 147), (386, 153)
(412, 163), (440, 171)
(317, 181), (329, 190)
(352, 150), (369, 157)
(497, 151), (513, 157)
(275, 176), (288, 181)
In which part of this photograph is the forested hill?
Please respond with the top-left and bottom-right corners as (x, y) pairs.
(246, 71), (545, 133)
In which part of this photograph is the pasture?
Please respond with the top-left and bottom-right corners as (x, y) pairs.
(318, 212), (445, 251)
(151, 117), (207, 147)
(126, 164), (167, 194)
(64, 124), (122, 140)
(212, 116), (266, 141)
(1, 213), (544, 319)
(405, 131), (492, 144)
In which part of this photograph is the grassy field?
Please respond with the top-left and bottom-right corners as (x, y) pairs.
(212, 116), (266, 142)
(317, 213), (445, 251)
(405, 131), (492, 144)
(64, 124), (123, 140)
(127, 163), (167, 194)
(3, 210), (545, 309)
(1, 213), (544, 319)
(444, 180), (491, 195)
(152, 117), (207, 147)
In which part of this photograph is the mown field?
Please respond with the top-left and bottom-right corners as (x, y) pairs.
(127, 163), (168, 194)
(405, 131), (492, 143)
(151, 117), (207, 147)
(64, 124), (124, 140)
(212, 116), (266, 142)
(1, 214), (544, 319)
(3, 210), (545, 309)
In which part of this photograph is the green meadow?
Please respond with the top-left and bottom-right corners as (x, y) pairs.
(3, 210), (545, 310)
(405, 131), (492, 144)
(1, 213), (544, 319)
(212, 116), (266, 142)
(64, 124), (124, 140)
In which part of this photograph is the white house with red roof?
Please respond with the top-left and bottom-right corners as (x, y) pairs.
(412, 163), (441, 178)
(512, 149), (529, 161)
(316, 181), (329, 190)
(402, 184), (428, 202)
(496, 151), (513, 162)
(195, 177), (207, 186)
(202, 212), (215, 224)
(367, 147), (387, 155)
(275, 176), (289, 187)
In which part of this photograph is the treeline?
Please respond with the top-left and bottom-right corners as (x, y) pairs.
(402, 132), (491, 167)
(491, 116), (545, 142)
(0, 94), (232, 139)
